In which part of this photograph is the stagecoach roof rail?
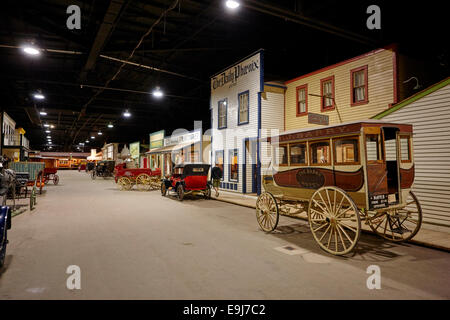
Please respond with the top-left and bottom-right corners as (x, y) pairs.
(262, 119), (413, 142)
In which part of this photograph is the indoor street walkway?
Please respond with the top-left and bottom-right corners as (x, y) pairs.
(1, 170), (449, 299)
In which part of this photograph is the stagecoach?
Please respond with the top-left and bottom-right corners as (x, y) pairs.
(114, 164), (161, 191)
(257, 120), (421, 255)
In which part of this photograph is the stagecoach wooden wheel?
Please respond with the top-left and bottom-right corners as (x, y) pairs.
(256, 192), (279, 232)
(117, 177), (132, 191)
(368, 191), (422, 242)
(136, 174), (151, 191)
(308, 186), (361, 255)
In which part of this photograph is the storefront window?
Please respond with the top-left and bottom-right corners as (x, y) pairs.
(289, 143), (306, 165)
(229, 149), (238, 181)
(334, 137), (359, 164)
(310, 141), (331, 164)
(215, 151), (224, 178)
(238, 91), (249, 124)
(218, 99), (227, 129)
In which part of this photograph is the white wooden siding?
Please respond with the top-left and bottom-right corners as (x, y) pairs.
(381, 83), (450, 231)
(211, 52), (261, 193)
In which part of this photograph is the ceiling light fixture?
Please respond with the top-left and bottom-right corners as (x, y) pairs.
(225, 0), (240, 9)
(45, 130), (50, 133)
(107, 123), (114, 128)
(46, 136), (51, 139)
(23, 46), (40, 56)
(44, 124), (50, 127)
(34, 93), (45, 100)
(85, 140), (89, 143)
(39, 111), (47, 115)
(50, 125), (55, 129)
(123, 110), (131, 118)
(152, 86), (163, 98)
(98, 131), (102, 135)
(91, 136), (95, 139)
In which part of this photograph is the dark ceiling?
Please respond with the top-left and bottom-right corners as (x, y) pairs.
(0, 0), (448, 151)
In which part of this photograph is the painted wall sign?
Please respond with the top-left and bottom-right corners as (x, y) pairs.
(150, 130), (165, 149)
(164, 130), (201, 147)
(130, 141), (140, 159)
(308, 113), (329, 126)
(296, 168), (325, 189)
(211, 53), (261, 92)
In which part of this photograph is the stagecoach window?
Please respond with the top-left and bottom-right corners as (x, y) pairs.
(289, 143), (306, 165)
(334, 138), (359, 164)
(310, 141), (330, 164)
(366, 135), (381, 161)
(400, 136), (411, 162)
(275, 145), (288, 165)
(229, 149), (238, 181)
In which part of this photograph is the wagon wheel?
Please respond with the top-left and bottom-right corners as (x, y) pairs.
(117, 177), (132, 191)
(368, 191), (422, 242)
(177, 184), (184, 201)
(30, 186), (37, 210)
(161, 182), (167, 196)
(53, 174), (59, 185)
(308, 186), (361, 255)
(136, 174), (152, 191)
(256, 192), (279, 232)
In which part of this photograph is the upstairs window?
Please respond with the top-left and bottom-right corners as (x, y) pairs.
(218, 99), (227, 129)
(321, 76), (335, 111)
(296, 85), (308, 116)
(238, 91), (249, 125)
(351, 66), (368, 105)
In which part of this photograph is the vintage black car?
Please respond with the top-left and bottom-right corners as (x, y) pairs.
(91, 161), (115, 179)
(161, 163), (211, 201)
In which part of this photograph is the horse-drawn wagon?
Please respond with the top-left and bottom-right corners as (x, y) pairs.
(114, 165), (161, 191)
(257, 120), (421, 255)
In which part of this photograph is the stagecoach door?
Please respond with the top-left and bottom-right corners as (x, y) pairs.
(364, 127), (400, 210)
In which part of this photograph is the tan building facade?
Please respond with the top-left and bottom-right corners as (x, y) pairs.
(284, 46), (399, 131)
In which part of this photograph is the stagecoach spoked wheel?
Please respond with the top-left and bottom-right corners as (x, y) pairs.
(53, 174), (59, 185)
(150, 176), (160, 190)
(118, 177), (132, 191)
(177, 185), (184, 201)
(308, 186), (361, 255)
(161, 183), (167, 196)
(136, 174), (151, 191)
(256, 192), (279, 232)
(368, 191), (422, 242)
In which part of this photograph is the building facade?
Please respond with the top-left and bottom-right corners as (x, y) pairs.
(373, 77), (450, 232)
(284, 46), (399, 131)
(210, 50), (265, 194)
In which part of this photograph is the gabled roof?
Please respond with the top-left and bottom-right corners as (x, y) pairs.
(373, 77), (450, 119)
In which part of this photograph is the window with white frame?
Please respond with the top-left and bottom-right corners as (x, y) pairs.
(321, 77), (334, 110)
(238, 91), (249, 124)
(218, 100), (227, 129)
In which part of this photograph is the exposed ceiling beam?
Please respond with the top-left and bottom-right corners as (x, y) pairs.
(80, 0), (127, 82)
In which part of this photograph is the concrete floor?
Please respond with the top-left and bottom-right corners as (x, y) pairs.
(0, 170), (449, 300)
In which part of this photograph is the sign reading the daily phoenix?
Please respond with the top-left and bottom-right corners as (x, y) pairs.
(211, 52), (261, 92)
